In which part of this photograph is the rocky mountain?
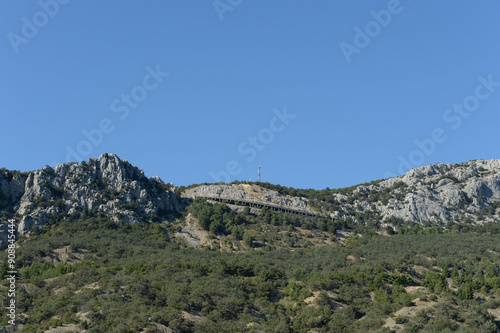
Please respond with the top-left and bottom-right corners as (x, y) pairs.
(326, 159), (500, 227)
(182, 159), (500, 229)
(184, 160), (500, 227)
(0, 153), (180, 249)
(2, 155), (500, 250)
(2, 156), (499, 332)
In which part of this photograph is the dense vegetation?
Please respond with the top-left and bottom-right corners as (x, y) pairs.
(1, 205), (500, 332)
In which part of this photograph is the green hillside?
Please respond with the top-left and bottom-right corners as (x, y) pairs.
(1, 205), (500, 332)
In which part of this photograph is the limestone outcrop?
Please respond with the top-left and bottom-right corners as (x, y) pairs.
(0, 154), (180, 248)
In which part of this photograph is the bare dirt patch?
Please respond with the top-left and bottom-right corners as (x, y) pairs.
(175, 214), (211, 247)
(487, 249), (500, 256)
(412, 265), (429, 275)
(76, 311), (90, 323)
(395, 297), (439, 317)
(43, 324), (81, 332)
(140, 322), (173, 333)
(74, 282), (99, 294)
(18, 283), (41, 294)
(375, 230), (391, 237)
(488, 308), (500, 321)
(303, 291), (343, 310)
(181, 311), (205, 323)
(304, 291), (320, 305)
(384, 317), (404, 332)
(383, 296), (440, 331)
(404, 286), (428, 294)
(44, 246), (89, 265)
(53, 287), (67, 295)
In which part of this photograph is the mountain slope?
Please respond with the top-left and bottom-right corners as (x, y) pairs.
(3, 156), (500, 250)
(326, 159), (500, 226)
(1, 156), (500, 332)
(0, 154), (180, 249)
(176, 159), (500, 233)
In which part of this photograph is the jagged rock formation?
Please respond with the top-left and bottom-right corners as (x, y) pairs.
(183, 183), (315, 214)
(2, 155), (500, 249)
(0, 154), (180, 248)
(183, 160), (500, 228)
(333, 159), (500, 227)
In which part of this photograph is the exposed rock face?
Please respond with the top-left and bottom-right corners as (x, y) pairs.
(2, 156), (500, 249)
(184, 159), (500, 227)
(183, 184), (313, 213)
(0, 154), (180, 248)
(333, 159), (500, 226)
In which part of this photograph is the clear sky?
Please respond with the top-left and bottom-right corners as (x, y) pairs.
(1, 0), (499, 190)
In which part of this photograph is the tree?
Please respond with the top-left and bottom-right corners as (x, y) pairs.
(486, 265), (498, 278)
(392, 284), (406, 298)
(458, 282), (474, 300)
(197, 207), (212, 230)
(243, 232), (253, 247)
(422, 272), (448, 292)
(231, 226), (244, 240)
(209, 220), (224, 234)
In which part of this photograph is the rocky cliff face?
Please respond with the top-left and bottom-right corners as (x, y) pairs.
(332, 159), (500, 227)
(182, 159), (500, 228)
(2, 156), (500, 249)
(183, 183), (313, 213)
(0, 154), (180, 248)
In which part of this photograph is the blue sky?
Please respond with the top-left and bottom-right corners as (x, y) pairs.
(1, 0), (499, 190)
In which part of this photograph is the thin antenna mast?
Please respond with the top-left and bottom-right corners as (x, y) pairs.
(258, 165), (261, 182)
